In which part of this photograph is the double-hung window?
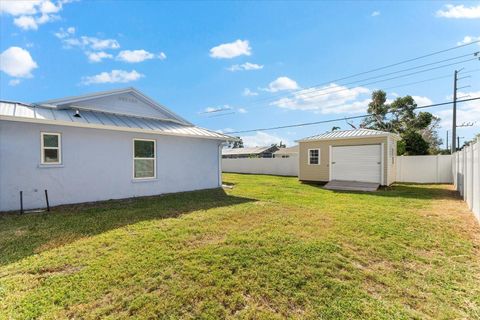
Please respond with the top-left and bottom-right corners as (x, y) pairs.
(41, 132), (61, 164)
(133, 139), (156, 179)
(308, 149), (320, 165)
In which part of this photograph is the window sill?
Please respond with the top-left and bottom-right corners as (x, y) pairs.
(132, 178), (158, 183)
(38, 164), (64, 168)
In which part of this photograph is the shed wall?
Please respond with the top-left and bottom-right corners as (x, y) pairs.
(298, 136), (391, 185)
(0, 121), (222, 211)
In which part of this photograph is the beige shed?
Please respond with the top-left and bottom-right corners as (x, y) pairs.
(297, 129), (401, 186)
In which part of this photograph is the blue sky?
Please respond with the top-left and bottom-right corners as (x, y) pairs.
(1, 1), (479, 147)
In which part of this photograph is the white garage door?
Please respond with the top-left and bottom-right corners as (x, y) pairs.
(331, 144), (382, 183)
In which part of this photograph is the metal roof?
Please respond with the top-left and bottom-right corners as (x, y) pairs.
(274, 145), (299, 154)
(222, 146), (276, 155)
(38, 87), (193, 126)
(0, 101), (232, 141)
(298, 129), (400, 142)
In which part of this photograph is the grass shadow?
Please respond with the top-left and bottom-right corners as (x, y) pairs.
(302, 181), (460, 201)
(0, 188), (255, 266)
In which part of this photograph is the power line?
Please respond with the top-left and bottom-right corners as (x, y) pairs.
(244, 69), (458, 114)
(235, 56), (479, 114)
(246, 40), (480, 105)
(249, 52), (478, 107)
(227, 96), (480, 134)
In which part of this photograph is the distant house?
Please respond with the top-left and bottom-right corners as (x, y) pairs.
(222, 146), (279, 159)
(297, 129), (400, 185)
(0, 87), (232, 212)
(273, 145), (299, 158)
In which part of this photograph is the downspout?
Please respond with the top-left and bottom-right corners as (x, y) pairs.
(218, 142), (227, 187)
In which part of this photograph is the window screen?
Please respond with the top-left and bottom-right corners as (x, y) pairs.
(41, 133), (61, 164)
(134, 139), (155, 178)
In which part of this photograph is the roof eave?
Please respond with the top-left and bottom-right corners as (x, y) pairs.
(297, 133), (400, 143)
(0, 115), (231, 141)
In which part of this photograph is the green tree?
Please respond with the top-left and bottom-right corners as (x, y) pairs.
(362, 90), (441, 155)
(228, 137), (244, 148)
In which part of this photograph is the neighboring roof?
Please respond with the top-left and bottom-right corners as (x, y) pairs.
(0, 101), (232, 141)
(274, 145), (299, 155)
(38, 87), (193, 126)
(222, 146), (277, 156)
(297, 129), (401, 142)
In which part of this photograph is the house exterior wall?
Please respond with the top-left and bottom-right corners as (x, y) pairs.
(298, 136), (391, 185)
(0, 120), (222, 211)
(70, 92), (176, 120)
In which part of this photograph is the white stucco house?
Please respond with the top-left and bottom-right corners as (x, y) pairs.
(0, 88), (232, 212)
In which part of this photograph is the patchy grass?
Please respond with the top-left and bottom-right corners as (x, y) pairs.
(0, 174), (479, 319)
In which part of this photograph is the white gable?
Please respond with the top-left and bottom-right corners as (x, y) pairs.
(39, 88), (191, 125)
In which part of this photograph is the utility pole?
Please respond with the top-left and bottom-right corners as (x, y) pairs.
(451, 70), (458, 153)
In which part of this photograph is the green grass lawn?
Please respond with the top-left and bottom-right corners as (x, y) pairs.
(1, 174), (479, 319)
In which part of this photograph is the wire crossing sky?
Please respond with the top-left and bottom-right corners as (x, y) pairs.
(1, 1), (479, 147)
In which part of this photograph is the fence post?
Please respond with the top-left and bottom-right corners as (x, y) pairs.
(475, 138), (480, 220)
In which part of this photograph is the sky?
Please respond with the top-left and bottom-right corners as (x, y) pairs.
(1, 0), (479, 148)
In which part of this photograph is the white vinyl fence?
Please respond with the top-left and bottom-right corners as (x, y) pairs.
(453, 137), (480, 222)
(222, 156), (298, 177)
(396, 155), (453, 183)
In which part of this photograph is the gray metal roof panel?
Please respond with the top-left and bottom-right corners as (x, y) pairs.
(298, 129), (400, 142)
(0, 101), (232, 141)
(222, 146), (274, 155)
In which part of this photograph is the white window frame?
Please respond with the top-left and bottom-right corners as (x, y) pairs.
(40, 132), (62, 165)
(133, 138), (156, 180)
(308, 148), (320, 165)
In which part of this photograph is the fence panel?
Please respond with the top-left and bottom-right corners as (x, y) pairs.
(396, 155), (453, 183)
(453, 137), (480, 222)
(222, 156), (298, 177)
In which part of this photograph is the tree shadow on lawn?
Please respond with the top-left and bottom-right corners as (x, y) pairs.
(0, 188), (255, 266)
(303, 181), (460, 201)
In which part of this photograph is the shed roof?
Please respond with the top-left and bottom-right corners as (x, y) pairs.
(298, 129), (400, 142)
(0, 101), (232, 141)
(222, 146), (276, 156)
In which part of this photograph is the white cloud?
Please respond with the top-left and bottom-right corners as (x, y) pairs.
(1, 0), (67, 30)
(81, 69), (144, 85)
(271, 83), (370, 114)
(237, 108), (247, 114)
(263, 76), (299, 93)
(436, 4), (480, 19)
(241, 132), (291, 147)
(86, 51), (113, 63)
(14, 15), (38, 30)
(201, 105), (233, 114)
(216, 128), (235, 134)
(0, 47), (38, 78)
(371, 11), (380, 16)
(412, 96), (433, 106)
(209, 39), (251, 59)
(436, 91), (480, 128)
(59, 35), (120, 50)
(457, 35), (480, 46)
(84, 37), (120, 50)
(0, 1), (40, 16)
(243, 88), (258, 96)
(116, 50), (165, 63)
(8, 79), (21, 86)
(227, 62), (263, 72)
(54, 26), (75, 39)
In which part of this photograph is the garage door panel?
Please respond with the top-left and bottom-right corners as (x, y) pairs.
(332, 145), (381, 183)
